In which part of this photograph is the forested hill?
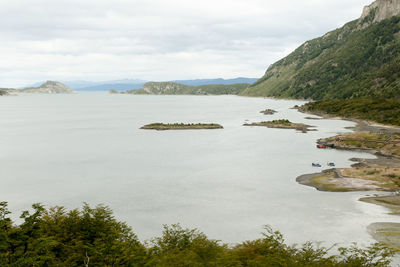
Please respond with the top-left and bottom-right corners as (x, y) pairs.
(241, 0), (400, 100)
(115, 81), (250, 95)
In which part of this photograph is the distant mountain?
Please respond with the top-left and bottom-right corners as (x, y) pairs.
(73, 83), (145, 91)
(5, 81), (73, 94)
(70, 78), (257, 91)
(60, 79), (147, 91)
(27, 79), (146, 91)
(24, 78), (257, 92)
(115, 82), (250, 95)
(241, 0), (400, 100)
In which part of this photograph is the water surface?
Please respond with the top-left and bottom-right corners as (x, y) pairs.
(0, 92), (397, 246)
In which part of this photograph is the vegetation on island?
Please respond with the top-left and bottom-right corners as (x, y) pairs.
(118, 81), (249, 95)
(0, 202), (394, 266)
(244, 119), (315, 133)
(0, 89), (8, 96)
(140, 123), (223, 130)
(260, 108), (276, 115)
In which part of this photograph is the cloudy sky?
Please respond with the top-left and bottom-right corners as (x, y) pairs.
(1, 0), (373, 87)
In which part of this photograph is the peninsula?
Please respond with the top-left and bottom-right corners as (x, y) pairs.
(2, 81), (74, 94)
(113, 81), (249, 95)
(297, 126), (400, 192)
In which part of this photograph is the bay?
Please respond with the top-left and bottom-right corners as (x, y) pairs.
(0, 92), (397, 246)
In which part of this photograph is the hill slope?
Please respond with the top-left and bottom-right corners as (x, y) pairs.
(120, 82), (249, 95)
(241, 0), (400, 100)
(4, 81), (73, 94)
(174, 77), (257, 86)
(22, 81), (74, 94)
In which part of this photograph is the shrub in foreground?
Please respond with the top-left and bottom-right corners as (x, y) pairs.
(0, 202), (394, 266)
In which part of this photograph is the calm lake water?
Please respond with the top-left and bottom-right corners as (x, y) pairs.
(0, 92), (397, 246)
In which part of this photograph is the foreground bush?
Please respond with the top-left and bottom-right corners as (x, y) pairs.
(0, 202), (393, 266)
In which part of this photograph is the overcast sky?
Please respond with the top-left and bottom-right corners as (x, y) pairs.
(0, 0), (373, 87)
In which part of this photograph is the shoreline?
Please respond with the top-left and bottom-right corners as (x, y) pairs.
(296, 111), (400, 249)
(297, 111), (400, 192)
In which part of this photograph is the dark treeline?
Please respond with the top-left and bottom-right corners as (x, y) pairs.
(0, 202), (393, 266)
(301, 98), (400, 126)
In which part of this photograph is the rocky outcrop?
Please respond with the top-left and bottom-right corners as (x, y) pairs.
(360, 0), (400, 24)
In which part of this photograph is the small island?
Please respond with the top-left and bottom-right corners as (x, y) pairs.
(243, 119), (315, 133)
(140, 123), (223, 130)
(260, 108), (276, 115)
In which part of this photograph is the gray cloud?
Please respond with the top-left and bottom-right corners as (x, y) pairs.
(0, 0), (372, 87)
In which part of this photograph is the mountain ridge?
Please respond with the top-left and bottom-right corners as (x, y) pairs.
(241, 0), (400, 100)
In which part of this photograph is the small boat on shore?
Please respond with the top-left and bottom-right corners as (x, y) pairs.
(312, 163), (322, 167)
(327, 162), (335, 167)
(317, 144), (326, 149)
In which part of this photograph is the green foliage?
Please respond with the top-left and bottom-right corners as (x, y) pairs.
(146, 224), (225, 266)
(301, 98), (400, 126)
(242, 15), (400, 100)
(129, 82), (249, 95)
(0, 203), (146, 266)
(270, 119), (291, 125)
(0, 202), (394, 266)
(0, 90), (8, 96)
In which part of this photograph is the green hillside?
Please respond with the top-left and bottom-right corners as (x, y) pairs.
(241, 13), (400, 100)
(122, 81), (249, 95)
(301, 98), (400, 126)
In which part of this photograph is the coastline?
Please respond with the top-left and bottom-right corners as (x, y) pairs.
(297, 109), (400, 192)
(296, 110), (400, 249)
